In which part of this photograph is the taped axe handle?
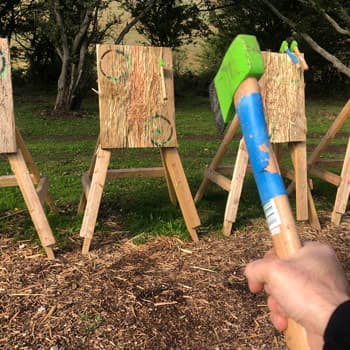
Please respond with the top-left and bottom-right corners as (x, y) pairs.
(293, 47), (309, 71)
(234, 77), (310, 350)
(284, 47), (299, 65)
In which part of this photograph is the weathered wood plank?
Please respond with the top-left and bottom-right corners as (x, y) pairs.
(289, 142), (308, 221)
(8, 149), (56, 250)
(260, 52), (307, 143)
(332, 138), (350, 224)
(223, 138), (249, 236)
(194, 116), (240, 203)
(80, 145), (111, 240)
(97, 45), (177, 149)
(0, 38), (16, 154)
(161, 148), (200, 242)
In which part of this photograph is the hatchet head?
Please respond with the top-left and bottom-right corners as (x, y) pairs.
(290, 40), (298, 52)
(211, 34), (264, 132)
(279, 40), (289, 53)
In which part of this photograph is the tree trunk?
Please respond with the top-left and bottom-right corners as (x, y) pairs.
(53, 1), (156, 112)
(54, 45), (87, 111)
(54, 54), (71, 111)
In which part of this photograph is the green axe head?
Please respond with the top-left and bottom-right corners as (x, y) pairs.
(290, 40), (298, 52)
(279, 40), (289, 53)
(212, 34), (264, 129)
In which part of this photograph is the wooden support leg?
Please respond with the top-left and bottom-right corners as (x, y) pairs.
(8, 149), (55, 260)
(281, 166), (320, 229)
(223, 138), (249, 236)
(161, 148), (200, 242)
(78, 137), (100, 215)
(80, 145), (111, 254)
(272, 143), (283, 164)
(15, 128), (57, 214)
(332, 138), (350, 225)
(195, 115), (239, 203)
(307, 185), (321, 230)
(160, 148), (177, 205)
(289, 142), (308, 221)
(308, 98), (350, 166)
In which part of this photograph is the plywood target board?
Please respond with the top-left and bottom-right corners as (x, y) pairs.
(0, 38), (16, 154)
(259, 52), (307, 143)
(97, 45), (177, 149)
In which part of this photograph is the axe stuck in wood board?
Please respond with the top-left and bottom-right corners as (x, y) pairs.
(290, 40), (309, 71)
(209, 34), (310, 349)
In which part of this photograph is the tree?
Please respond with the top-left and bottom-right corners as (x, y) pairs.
(46, 0), (160, 112)
(260, 0), (350, 78)
(14, 1), (59, 84)
(121, 0), (208, 48)
(0, 0), (22, 41)
(201, 0), (350, 82)
(46, 0), (118, 111)
(200, 0), (296, 74)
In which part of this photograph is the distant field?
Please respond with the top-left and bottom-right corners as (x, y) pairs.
(105, 3), (204, 72)
(0, 89), (348, 247)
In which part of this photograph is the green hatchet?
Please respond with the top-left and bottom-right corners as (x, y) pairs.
(209, 34), (310, 350)
(209, 35), (264, 133)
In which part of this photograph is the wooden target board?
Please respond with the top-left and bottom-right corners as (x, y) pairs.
(0, 38), (16, 154)
(97, 45), (177, 149)
(260, 52), (307, 143)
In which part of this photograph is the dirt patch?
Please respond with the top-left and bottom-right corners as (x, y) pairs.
(0, 212), (349, 350)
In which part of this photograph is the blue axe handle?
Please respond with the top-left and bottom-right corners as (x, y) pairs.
(285, 47), (299, 65)
(234, 76), (310, 350)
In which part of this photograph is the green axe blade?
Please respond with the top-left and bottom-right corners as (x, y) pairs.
(211, 34), (264, 132)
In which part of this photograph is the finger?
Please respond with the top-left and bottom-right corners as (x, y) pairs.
(244, 259), (276, 293)
(267, 296), (287, 318)
(270, 312), (288, 331)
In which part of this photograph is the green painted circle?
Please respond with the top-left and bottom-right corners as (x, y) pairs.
(99, 49), (131, 83)
(0, 50), (7, 78)
(145, 114), (174, 147)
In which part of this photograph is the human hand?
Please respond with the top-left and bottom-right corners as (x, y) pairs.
(244, 242), (350, 349)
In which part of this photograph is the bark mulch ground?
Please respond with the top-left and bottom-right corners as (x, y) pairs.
(0, 212), (349, 350)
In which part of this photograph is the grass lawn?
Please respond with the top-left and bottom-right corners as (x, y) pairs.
(0, 87), (349, 251)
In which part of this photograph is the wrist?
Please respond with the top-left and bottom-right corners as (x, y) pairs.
(310, 295), (350, 337)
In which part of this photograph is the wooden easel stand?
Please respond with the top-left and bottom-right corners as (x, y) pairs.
(78, 142), (200, 255)
(0, 129), (56, 259)
(308, 99), (350, 224)
(195, 117), (320, 236)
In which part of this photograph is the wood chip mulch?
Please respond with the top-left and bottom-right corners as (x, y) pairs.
(0, 212), (349, 350)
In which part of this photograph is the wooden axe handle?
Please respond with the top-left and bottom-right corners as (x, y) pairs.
(293, 47), (309, 71)
(234, 77), (310, 349)
(159, 48), (167, 100)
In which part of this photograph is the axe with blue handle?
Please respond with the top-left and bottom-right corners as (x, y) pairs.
(209, 34), (310, 350)
(290, 40), (309, 71)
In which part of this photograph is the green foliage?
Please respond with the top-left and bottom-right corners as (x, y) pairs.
(0, 1), (22, 39)
(200, 0), (350, 95)
(6, 0), (123, 111)
(200, 0), (293, 73)
(46, 0), (111, 44)
(122, 0), (208, 48)
(23, 6), (61, 84)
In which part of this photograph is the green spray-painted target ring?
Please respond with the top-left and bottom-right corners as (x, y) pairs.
(145, 114), (174, 147)
(0, 50), (7, 78)
(99, 49), (131, 83)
